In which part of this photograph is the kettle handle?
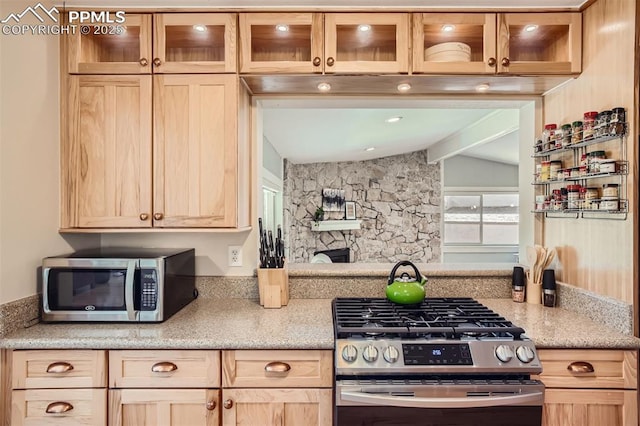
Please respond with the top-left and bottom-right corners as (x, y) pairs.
(388, 261), (423, 285)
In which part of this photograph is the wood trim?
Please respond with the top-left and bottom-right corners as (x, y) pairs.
(1, 350), (12, 426)
(236, 79), (252, 228)
(59, 226), (252, 233)
(633, 0), (640, 338)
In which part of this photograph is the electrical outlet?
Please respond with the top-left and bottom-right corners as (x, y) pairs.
(228, 245), (242, 267)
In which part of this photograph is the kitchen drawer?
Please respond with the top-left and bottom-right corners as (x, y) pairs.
(11, 388), (107, 426)
(12, 350), (107, 389)
(533, 349), (638, 389)
(222, 350), (332, 388)
(109, 350), (221, 388)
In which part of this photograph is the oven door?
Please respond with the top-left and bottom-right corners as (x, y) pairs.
(43, 259), (140, 322)
(336, 379), (544, 426)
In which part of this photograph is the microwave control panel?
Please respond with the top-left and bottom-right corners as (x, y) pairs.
(141, 269), (158, 310)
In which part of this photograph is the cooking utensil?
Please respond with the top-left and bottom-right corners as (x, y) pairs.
(386, 261), (427, 304)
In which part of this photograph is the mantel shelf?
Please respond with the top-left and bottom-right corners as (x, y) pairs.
(311, 220), (362, 232)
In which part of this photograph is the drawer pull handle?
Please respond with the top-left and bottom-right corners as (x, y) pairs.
(151, 361), (178, 373)
(206, 400), (216, 411)
(46, 362), (74, 374)
(45, 402), (74, 414)
(223, 399), (233, 409)
(264, 361), (291, 373)
(567, 361), (595, 374)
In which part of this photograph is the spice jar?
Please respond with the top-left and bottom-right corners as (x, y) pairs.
(602, 183), (619, 198)
(560, 124), (572, 147)
(540, 160), (551, 181)
(549, 160), (562, 180)
(597, 110), (611, 137)
(567, 184), (581, 209)
(588, 150), (606, 174)
(600, 198), (619, 211)
(610, 107), (625, 135)
(599, 159), (617, 174)
(585, 187), (599, 209)
(579, 187), (587, 210)
(571, 121), (583, 143)
(583, 111), (598, 140)
(542, 124), (557, 146)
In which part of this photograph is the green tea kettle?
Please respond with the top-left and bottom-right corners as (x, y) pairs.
(386, 261), (427, 304)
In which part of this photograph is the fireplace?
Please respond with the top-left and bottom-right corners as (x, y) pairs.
(313, 248), (350, 263)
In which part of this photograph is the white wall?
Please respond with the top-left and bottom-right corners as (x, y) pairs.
(0, 0), (99, 304)
(443, 155), (518, 187)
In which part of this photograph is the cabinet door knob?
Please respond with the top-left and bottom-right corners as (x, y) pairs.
(567, 361), (595, 374)
(45, 402), (74, 414)
(153, 58), (162, 67)
(501, 57), (510, 67)
(206, 400), (216, 411)
(326, 57), (335, 67)
(264, 361), (291, 374)
(153, 213), (164, 221)
(487, 57), (497, 67)
(46, 362), (74, 374)
(139, 58), (149, 66)
(312, 57), (321, 66)
(151, 361), (178, 373)
(139, 213), (149, 221)
(223, 399), (234, 409)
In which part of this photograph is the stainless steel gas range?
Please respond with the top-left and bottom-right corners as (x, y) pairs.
(333, 297), (544, 426)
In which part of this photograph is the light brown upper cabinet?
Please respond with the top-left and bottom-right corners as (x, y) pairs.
(413, 12), (581, 75)
(63, 74), (250, 229)
(239, 13), (409, 74)
(68, 13), (237, 74)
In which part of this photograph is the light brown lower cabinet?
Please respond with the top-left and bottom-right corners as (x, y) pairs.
(109, 389), (220, 426)
(535, 349), (638, 426)
(221, 388), (332, 426)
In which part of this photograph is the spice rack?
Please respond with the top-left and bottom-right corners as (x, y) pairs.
(531, 111), (628, 220)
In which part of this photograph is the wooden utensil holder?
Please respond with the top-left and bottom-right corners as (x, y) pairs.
(258, 267), (289, 308)
(526, 278), (542, 305)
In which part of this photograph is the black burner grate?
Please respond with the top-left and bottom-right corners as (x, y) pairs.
(333, 297), (525, 340)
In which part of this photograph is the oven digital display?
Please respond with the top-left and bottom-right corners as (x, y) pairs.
(402, 343), (473, 365)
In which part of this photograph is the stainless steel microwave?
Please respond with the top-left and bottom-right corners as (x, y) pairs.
(42, 248), (196, 322)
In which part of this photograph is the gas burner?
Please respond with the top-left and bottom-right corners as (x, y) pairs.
(333, 297), (526, 340)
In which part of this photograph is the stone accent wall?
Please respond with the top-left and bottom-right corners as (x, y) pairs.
(284, 150), (441, 263)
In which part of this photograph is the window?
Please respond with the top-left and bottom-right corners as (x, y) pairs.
(444, 192), (519, 245)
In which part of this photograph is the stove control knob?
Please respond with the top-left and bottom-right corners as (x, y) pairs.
(495, 345), (514, 363)
(516, 345), (536, 363)
(363, 345), (379, 363)
(341, 345), (358, 363)
(383, 346), (400, 363)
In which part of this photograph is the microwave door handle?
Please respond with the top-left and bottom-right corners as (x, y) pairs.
(125, 260), (138, 321)
(339, 390), (544, 409)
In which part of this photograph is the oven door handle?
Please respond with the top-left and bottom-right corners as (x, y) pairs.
(340, 390), (544, 409)
(125, 260), (138, 321)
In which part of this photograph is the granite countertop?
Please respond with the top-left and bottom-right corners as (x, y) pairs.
(287, 262), (516, 277)
(1, 298), (639, 350)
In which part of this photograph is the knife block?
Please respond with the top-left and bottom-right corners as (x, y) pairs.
(257, 267), (289, 309)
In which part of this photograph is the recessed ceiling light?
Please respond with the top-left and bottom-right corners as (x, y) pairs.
(317, 82), (331, 92)
(442, 24), (455, 32)
(358, 24), (371, 32)
(397, 83), (411, 92)
(365, 147), (375, 152)
(475, 83), (490, 92)
(385, 116), (403, 123)
(524, 24), (539, 32)
(193, 24), (207, 33)
(275, 24), (289, 32)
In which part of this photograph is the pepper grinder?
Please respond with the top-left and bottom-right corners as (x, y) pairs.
(542, 269), (557, 307)
(511, 266), (526, 303)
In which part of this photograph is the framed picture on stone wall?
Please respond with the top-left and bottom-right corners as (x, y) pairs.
(322, 188), (345, 212)
(345, 201), (356, 220)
